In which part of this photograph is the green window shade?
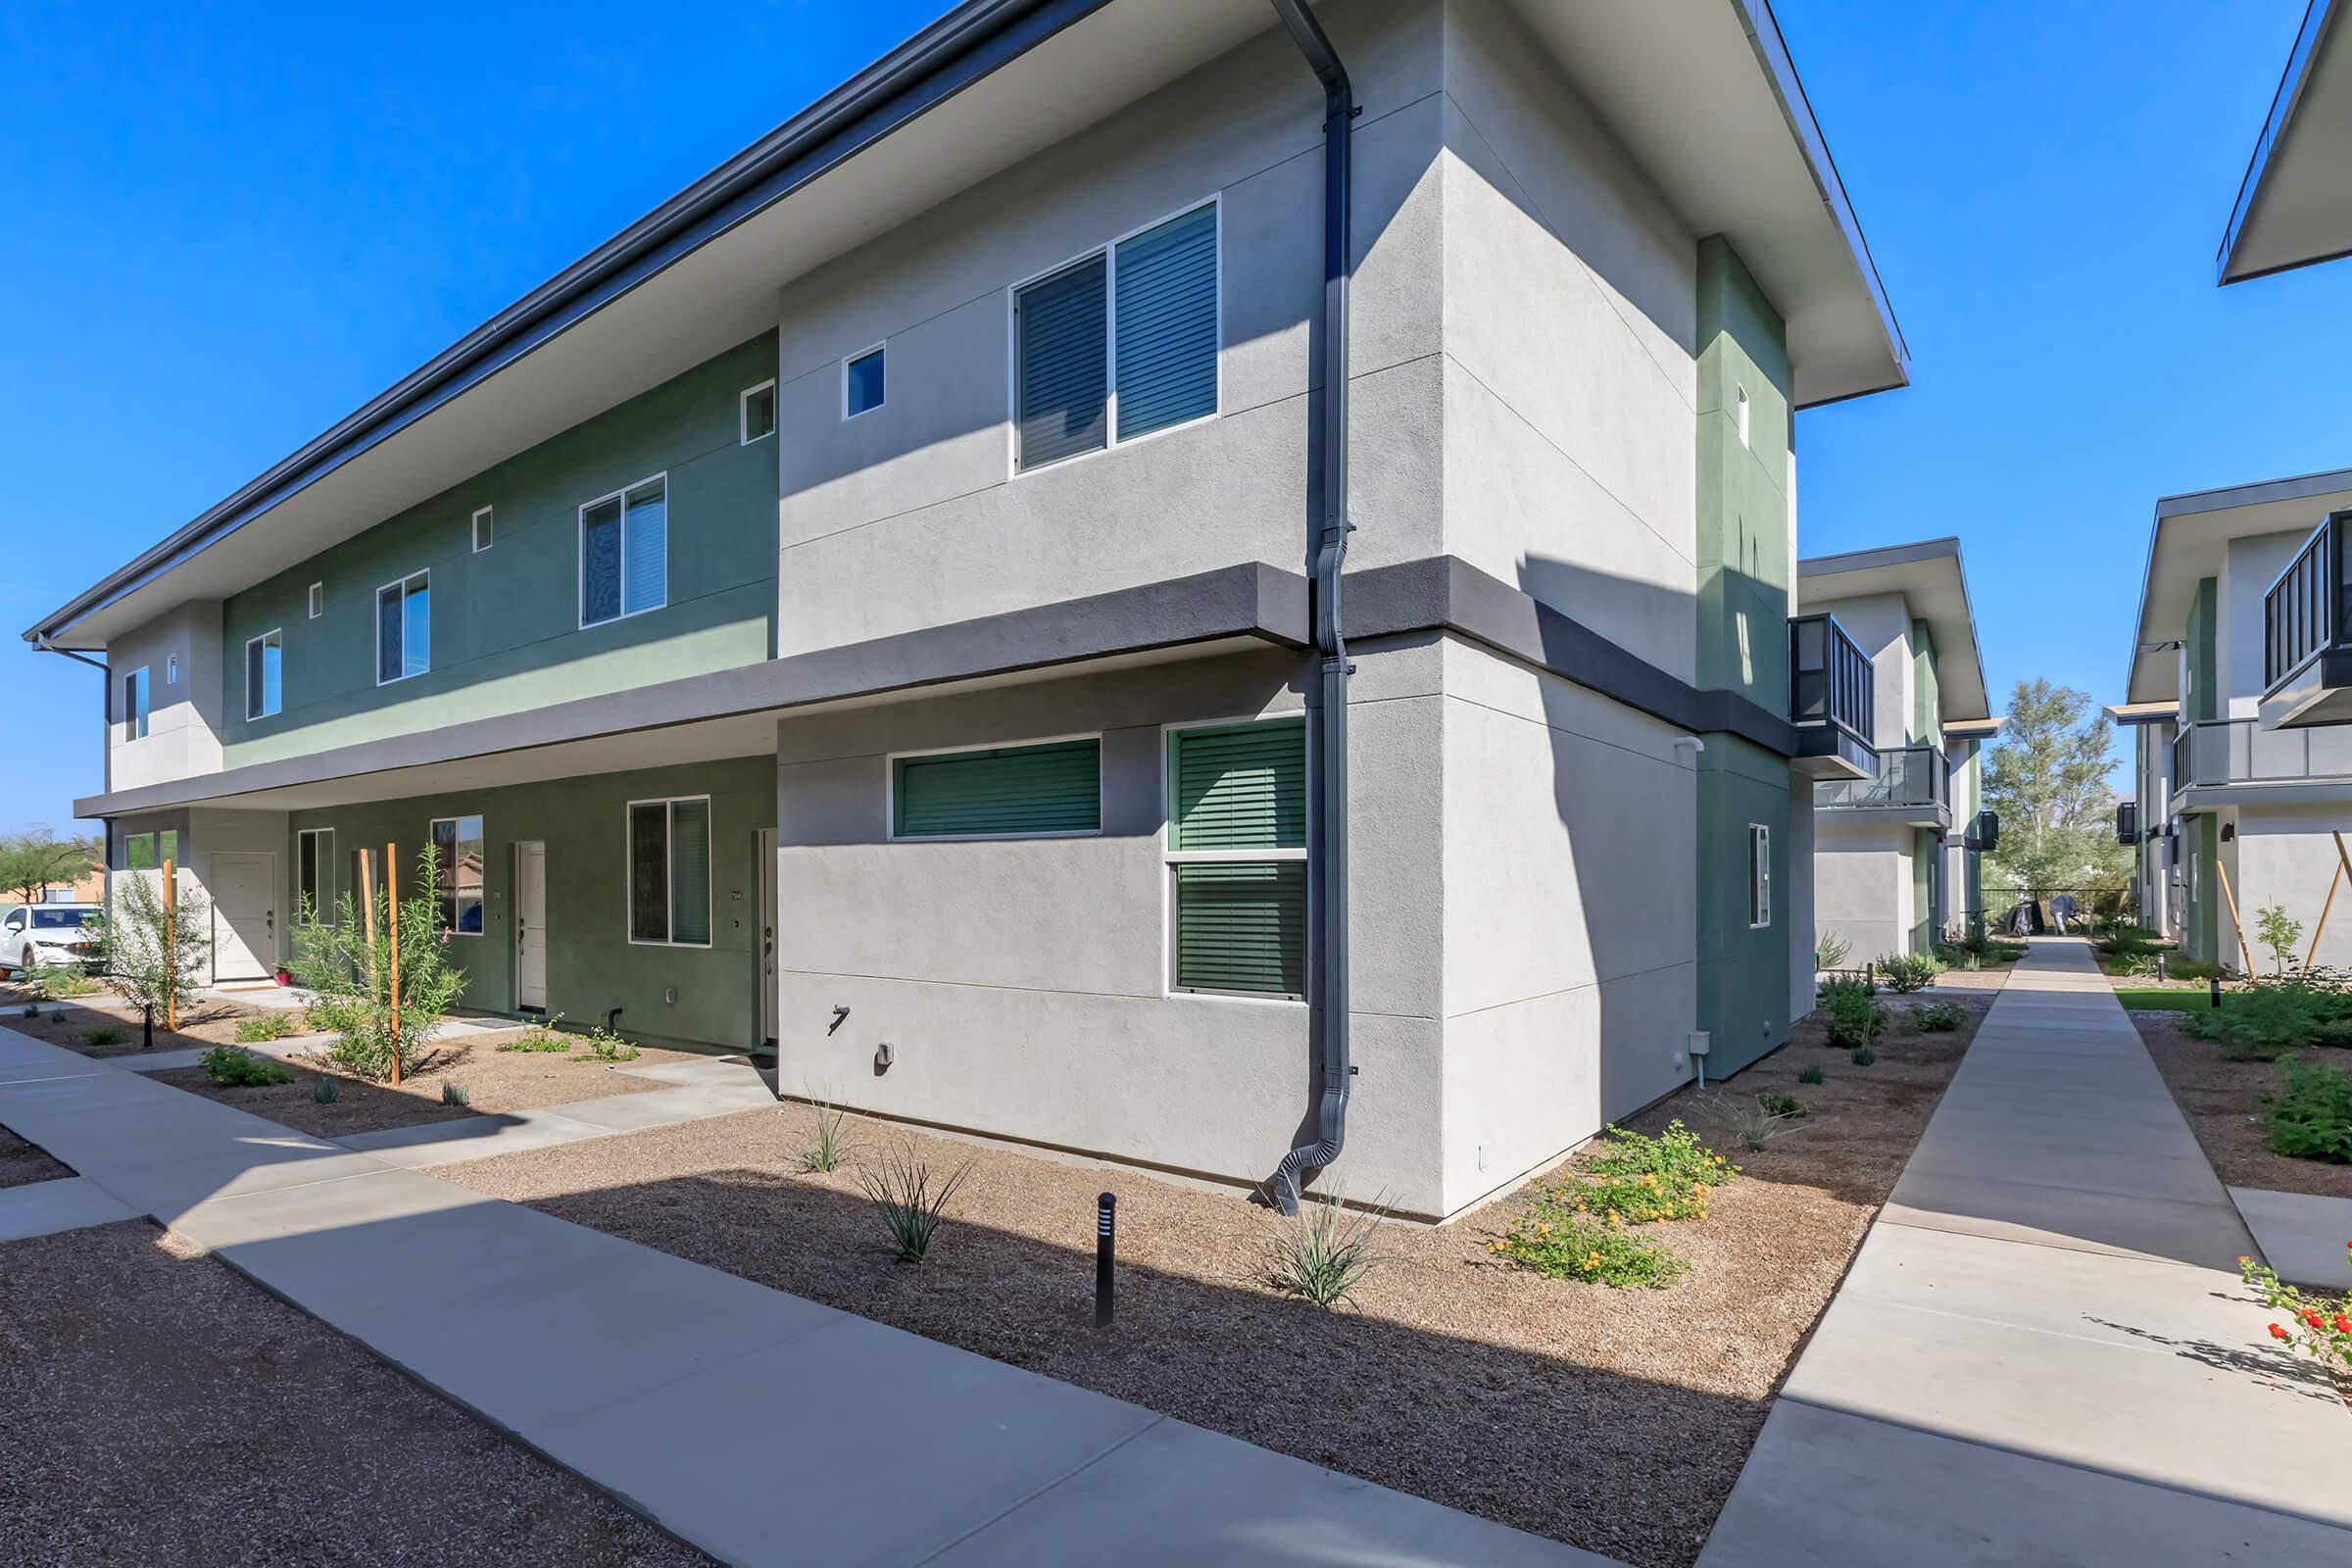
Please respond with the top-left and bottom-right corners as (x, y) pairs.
(1168, 721), (1305, 851)
(668, 799), (712, 945)
(894, 740), (1101, 838)
(124, 835), (154, 870)
(1114, 204), (1217, 441)
(1173, 861), (1305, 996)
(629, 803), (668, 942)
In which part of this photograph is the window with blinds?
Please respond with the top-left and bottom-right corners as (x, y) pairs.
(580, 474), (668, 627)
(1165, 718), (1306, 998)
(893, 739), (1102, 839)
(628, 796), (711, 947)
(1013, 201), (1217, 472)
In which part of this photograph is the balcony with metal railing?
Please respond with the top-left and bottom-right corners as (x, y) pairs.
(1814, 742), (1950, 829)
(2262, 510), (2352, 728)
(2169, 715), (2352, 809)
(1788, 613), (1875, 779)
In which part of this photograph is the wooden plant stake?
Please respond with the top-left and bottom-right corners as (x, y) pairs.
(2306, 857), (2345, 975)
(386, 842), (401, 1088)
(358, 849), (378, 990)
(2214, 854), (2258, 980)
(162, 857), (177, 1033)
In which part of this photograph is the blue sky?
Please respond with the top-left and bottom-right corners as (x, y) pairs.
(0, 0), (2337, 833)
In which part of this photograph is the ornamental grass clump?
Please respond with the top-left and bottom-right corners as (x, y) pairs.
(1874, 953), (1942, 994)
(312, 1074), (340, 1104)
(83, 1025), (125, 1048)
(858, 1144), (973, 1264)
(1797, 1063), (1825, 1085)
(497, 1014), (572, 1053)
(796, 1096), (853, 1174)
(1264, 1193), (1392, 1309)
(2242, 1250), (2352, 1378)
(1906, 1002), (1966, 1033)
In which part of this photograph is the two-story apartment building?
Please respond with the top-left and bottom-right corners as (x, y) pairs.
(1792, 538), (1992, 961)
(27, 0), (1908, 1222)
(2121, 469), (2352, 973)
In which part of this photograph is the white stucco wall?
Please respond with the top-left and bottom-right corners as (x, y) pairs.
(2219, 531), (2307, 715)
(1813, 815), (1911, 965)
(106, 601), (225, 792)
(2230, 805), (2352, 973)
(106, 806), (288, 985)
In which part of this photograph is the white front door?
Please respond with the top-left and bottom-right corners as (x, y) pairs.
(757, 828), (777, 1048)
(515, 841), (548, 1011)
(211, 854), (274, 982)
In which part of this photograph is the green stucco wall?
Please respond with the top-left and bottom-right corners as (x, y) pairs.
(1691, 237), (1793, 1072)
(1911, 827), (1936, 954)
(222, 333), (779, 769)
(2184, 812), (2221, 964)
(284, 755), (776, 1051)
(1910, 618), (1939, 742)
(2185, 578), (2219, 723)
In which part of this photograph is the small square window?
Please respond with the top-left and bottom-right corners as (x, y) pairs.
(844, 348), (885, 418)
(1747, 823), (1772, 929)
(741, 379), (777, 443)
(308, 582), (323, 618)
(1736, 384), (1751, 449)
(472, 506), (494, 552)
(168, 655), (178, 685)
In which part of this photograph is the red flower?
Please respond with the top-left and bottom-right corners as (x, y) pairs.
(2270, 1323), (2291, 1340)
(2307, 1311), (2326, 1328)
(2334, 1316), (2351, 1334)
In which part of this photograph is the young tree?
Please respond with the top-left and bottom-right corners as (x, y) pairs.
(0, 829), (101, 907)
(288, 843), (466, 1082)
(89, 869), (211, 1023)
(1982, 678), (2132, 901)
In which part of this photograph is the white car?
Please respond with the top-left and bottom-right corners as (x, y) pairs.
(0, 904), (102, 978)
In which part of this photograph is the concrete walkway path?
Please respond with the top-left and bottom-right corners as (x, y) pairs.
(1699, 939), (2352, 1567)
(0, 1025), (1601, 1567)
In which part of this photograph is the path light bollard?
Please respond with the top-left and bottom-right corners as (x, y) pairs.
(143, 1004), (153, 1052)
(2157, 952), (2167, 982)
(2211, 976), (2223, 1010)
(1095, 1193), (1116, 1330)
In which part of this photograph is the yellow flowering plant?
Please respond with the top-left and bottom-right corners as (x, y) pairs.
(1489, 1212), (1688, 1288)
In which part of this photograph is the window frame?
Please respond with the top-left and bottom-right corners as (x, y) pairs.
(122, 665), (150, 742)
(1159, 713), (1309, 1005)
(244, 628), (283, 721)
(427, 814), (487, 938)
(297, 827), (336, 924)
(1006, 195), (1223, 477)
(885, 732), (1105, 843)
(472, 505), (494, 553)
(841, 347), (886, 419)
(168, 655), (178, 686)
(122, 829), (178, 870)
(576, 470), (670, 630)
(624, 794), (713, 949)
(1736, 383), (1751, 449)
(1747, 822), (1772, 929)
(740, 378), (779, 442)
(308, 581), (323, 619)
(373, 568), (431, 687)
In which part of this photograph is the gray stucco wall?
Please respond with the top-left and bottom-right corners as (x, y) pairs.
(106, 601), (225, 792)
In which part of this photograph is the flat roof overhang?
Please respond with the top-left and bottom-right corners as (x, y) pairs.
(31, 0), (1907, 654)
(1794, 537), (1990, 722)
(2103, 701), (2178, 727)
(2219, 0), (2352, 284)
(2123, 465), (2352, 705)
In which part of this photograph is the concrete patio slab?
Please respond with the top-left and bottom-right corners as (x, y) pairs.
(333, 1105), (615, 1166)
(0, 1174), (139, 1242)
(2230, 1186), (2352, 1289)
(1896, 1133), (2236, 1205)
(1881, 1168), (2255, 1269)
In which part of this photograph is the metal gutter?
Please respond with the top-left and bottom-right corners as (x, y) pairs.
(2218, 0), (2343, 285)
(24, 0), (1112, 648)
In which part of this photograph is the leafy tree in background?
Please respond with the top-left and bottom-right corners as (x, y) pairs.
(1983, 678), (2131, 902)
(0, 828), (102, 907)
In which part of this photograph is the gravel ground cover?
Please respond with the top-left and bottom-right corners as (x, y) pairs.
(2136, 1012), (2352, 1200)
(0, 1219), (710, 1566)
(443, 992), (1992, 1567)
(0, 982), (275, 1057)
(0, 1127), (72, 1189)
(149, 1030), (710, 1138)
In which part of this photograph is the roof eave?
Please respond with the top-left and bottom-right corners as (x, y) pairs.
(2218, 0), (2343, 285)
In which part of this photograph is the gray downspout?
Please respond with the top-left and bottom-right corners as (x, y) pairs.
(33, 636), (115, 907)
(1269, 0), (1353, 1216)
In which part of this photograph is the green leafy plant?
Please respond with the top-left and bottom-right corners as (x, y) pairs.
(1701, 1092), (1813, 1152)
(575, 1026), (640, 1063)
(1821, 978), (1886, 1052)
(2241, 1250), (2352, 1376)
(1874, 953), (1943, 994)
(312, 1074), (340, 1104)
(1263, 1192), (1392, 1309)
(233, 1011), (298, 1044)
(1757, 1092), (1809, 1119)
(1488, 1211), (1689, 1288)
(88, 870), (212, 1026)
(286, 847), (466, 1083)
(1813, 930), (1852, 971)
(1851, 1043), (1878, 1066)
(2264, 1055), (2352, 1163)
(200, 1045), (291, 1088)
(1797, 1063), (1825, 1085)
(858, 1144), (973, 1264)
(1906, 1002), (1966, 1033)
(2254, 903), (2306, 978)
(24, 963), (99, 1000)
(1529, 1120), (1733, 1228)
(2188, 976), (2352, 1060)
(82, 1025), (125, 1047)
(498, 1013), (572, 1052)
(441, 1081), (470, 1107)
(20, 1002), (36, 1019)
(797, 1096), (853, 1174)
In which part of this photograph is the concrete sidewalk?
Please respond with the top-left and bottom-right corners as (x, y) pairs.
(1699, 939), (2352, 1567)
(0, 1025), (1603, 1568)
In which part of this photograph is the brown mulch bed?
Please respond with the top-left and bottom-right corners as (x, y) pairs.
(2136, 1012), (2352, 1200)
(148, 1030), (708, 1139)
(442, 992), (1993, 1568)
(0, 1219), (710, 1566)
(0, 1127), (72, 1189)
(0, 981), (278, 1057)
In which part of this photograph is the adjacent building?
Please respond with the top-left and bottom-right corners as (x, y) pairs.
(26, 0), (1910, 1220)
(1793, 539), (1993, 962)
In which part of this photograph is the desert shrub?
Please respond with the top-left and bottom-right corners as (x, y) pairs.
(233, 1011), (297, 1044)
(82, 1025), (125, 1047)
(441, 1081), (470, 1107)
(1489, 1212), (1689, 1288)
(89, 871), (211, 1023)
(2190, 978), (2352, 1060)
(1875, 953), (1942, 994)
(1822, 981), (1886, 1052)
(312, 1074), (340, 1104)
(2241, 1251), (2352, 1376)
(200, 1045), (290, 1088)
(1906, 1003), (1966, 1033)
(1701, 1093), (1811, 1152)
(24, 963), (99, 1000)
(1264, 1194), (1391, 1309)
(575, 1026), (640, 1063)
(2254, 903), (2306, 978)
(1813, 930), (1852, 971)
(858, 1145), (973, 1264)
(1565, 1119), (1734, 1222)
(497, 1014), (572, 1053)
(2265, 1055), (2352, 1163)
(1851, 1043), (1878, 1066)
(1757, 1092), (1809, 1119)
(1797, 1063), (1825, 1085)
(287, 846), (466, 1082)
(797, 1097), (853, 1173)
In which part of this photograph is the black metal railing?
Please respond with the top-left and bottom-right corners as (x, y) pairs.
(1789, 612), (1874, 746)
(2266, 511), (2351, 694)
(1815, 743), (1949, 811)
